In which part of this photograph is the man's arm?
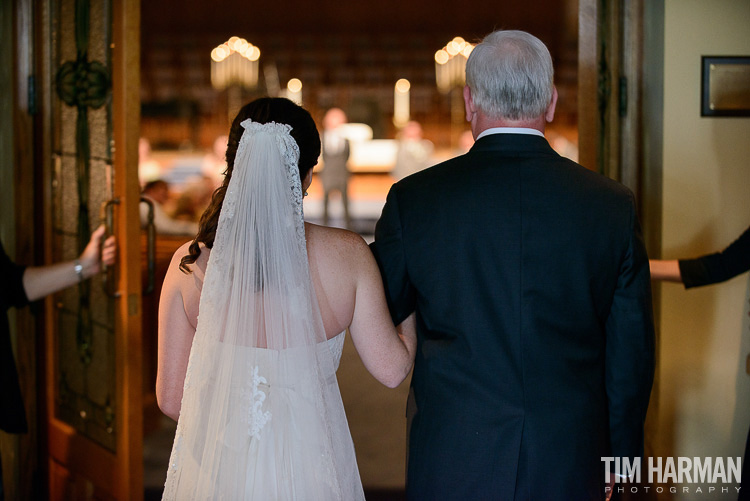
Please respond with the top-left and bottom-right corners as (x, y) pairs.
(605, 196), (656, 460)
(370, 186), (415, 325)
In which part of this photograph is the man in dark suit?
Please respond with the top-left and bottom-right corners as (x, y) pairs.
(371, 30), (655, 500)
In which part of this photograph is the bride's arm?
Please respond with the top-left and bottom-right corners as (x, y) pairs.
(348, 239), (416, 388)
(156, 248), (199, 421)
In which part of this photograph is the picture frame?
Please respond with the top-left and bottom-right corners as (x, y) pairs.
(701, 56), (750, 117)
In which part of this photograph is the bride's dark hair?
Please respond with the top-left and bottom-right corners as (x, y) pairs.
(179, 97), (321, 273)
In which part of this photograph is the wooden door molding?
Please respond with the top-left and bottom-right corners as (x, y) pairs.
(1, 0), (44, 499)
(111, 0), (143, 497)
(578, 0), (646, 201)
(578, 0), (666, 479)
(578, 0), (599, 173)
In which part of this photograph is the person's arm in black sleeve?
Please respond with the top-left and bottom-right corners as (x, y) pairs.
(606, 195), (656, 462)
(678, 225), (750, 288)
(370, 186), (416, 325)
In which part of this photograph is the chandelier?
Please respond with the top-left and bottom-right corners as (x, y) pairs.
(210, 36), (261, 90)
(434, 36), (474, 93)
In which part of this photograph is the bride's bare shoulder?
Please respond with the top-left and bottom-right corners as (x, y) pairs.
(167, 240), (209, 283)
(169, 240), (207, 263)
(305, 222), (371, 264)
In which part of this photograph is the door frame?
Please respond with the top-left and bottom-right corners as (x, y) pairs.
(578, 0), (665, 468)
(0, 0), (44, 499)
(37, 0), (143, 499)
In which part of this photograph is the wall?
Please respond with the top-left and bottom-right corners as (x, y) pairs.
(656, 0), (750, 494)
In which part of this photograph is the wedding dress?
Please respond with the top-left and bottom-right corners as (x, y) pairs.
(162, 120), (364, 500)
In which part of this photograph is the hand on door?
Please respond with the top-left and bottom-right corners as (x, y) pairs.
(80, 225), (117, 277)
(22, 225), (117, 301)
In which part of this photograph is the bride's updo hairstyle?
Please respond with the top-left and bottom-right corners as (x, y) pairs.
(180, 97), (321, 273)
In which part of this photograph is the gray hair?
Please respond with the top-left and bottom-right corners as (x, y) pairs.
(465, 30), (554, 121)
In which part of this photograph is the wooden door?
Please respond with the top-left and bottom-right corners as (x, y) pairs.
(578, 3), (664, 498)
(578, 0), (653, 203)
(38, 0), (143, 499)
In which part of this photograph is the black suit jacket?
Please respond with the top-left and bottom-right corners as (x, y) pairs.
(371, 133), (655, 500)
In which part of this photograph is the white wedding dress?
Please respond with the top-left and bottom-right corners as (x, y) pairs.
(162, 120), (365, 500)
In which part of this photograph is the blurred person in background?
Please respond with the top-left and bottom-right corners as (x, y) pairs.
(140, 180), (198, 236)
(320, 107), (351, 228)
(201, 135), (229, 191)
(138, 137), (163, 188)
(392, 121), (434, 181)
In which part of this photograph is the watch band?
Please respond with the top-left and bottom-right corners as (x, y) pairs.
(74, 259), (84, 282)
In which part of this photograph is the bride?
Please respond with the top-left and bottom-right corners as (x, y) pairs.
(156, 97), (416, 499)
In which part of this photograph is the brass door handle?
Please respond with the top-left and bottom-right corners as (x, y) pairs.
(100, 198), (121, 298)
(140, 196), (156, 295)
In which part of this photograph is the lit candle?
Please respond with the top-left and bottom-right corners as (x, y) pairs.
(287, 78), (303, 105)
(394, 78), (411, 128)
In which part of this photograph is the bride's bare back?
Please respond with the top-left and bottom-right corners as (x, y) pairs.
(156, 223), (415, 420)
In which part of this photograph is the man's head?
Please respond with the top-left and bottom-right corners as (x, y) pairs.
(142, 179), (170, 205)
(465, 30), (555, 128)
(323, 108), (347, 130)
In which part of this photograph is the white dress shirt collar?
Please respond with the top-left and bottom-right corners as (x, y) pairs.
(476, 127), (545, 141)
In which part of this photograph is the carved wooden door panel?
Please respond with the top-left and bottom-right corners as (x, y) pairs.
(41, 0), (142, 499)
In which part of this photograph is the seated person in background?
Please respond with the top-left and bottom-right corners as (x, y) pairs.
(171, 176), (214, 223)
(140, 180), (198, 236)
(138, 137), (162, 188)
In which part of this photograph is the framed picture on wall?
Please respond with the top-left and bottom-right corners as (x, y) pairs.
(701, 56), (750, 117)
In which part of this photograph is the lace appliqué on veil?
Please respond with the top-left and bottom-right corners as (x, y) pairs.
(246, 365), (271, 439)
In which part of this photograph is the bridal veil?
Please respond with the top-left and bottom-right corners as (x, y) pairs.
(162, 119), (364, 499)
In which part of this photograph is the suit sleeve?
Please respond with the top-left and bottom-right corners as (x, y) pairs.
(678, 225), (750, 289)
(605, 196), (655, 460)
(370, 186), (416, 325)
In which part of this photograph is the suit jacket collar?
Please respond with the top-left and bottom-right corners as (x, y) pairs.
(469, 132), (553, 155)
